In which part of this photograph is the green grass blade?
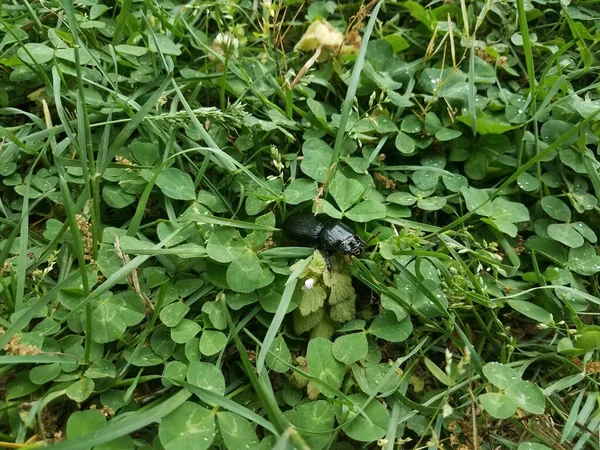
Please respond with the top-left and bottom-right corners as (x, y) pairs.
(256, 254), (314, 374)
(220, 300), (310, 449)
(432, 109), (600, 235)
(329, 0), (384, 168)
(191, 214), (278, 231)
(27, 389), (192, 450)
(384, 401), (402, 450)
(256, 275), (299, 374)
(168, 380), (277, 434)
(112, 0), (132, 44)
(14, 159), (37, 310)
(103, 75), (172, 173)
(0, 355), (79, 364)
(260, 247), (315, 258)
(0, 270), (81, 350)
(57, 224), (192, 325)
(57, 169), (92, 362)
(516, 0), (541, 190)
(544, 373), (585, 396)
(583, 155), (600, 202)
(467, 42), (477, 134)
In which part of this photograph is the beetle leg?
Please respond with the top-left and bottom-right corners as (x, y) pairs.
(325, 252), (333, 272)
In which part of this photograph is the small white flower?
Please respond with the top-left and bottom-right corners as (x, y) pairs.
(215, 32), (238, 50)
(303, 278), (315, 290)
(211, 32), (239, 59)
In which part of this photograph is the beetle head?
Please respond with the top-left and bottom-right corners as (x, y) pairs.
(339, 236), (365, 256)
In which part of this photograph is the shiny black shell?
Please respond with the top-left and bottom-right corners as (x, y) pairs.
(283, 213), (365, 255)
(320, 221), (355, 250)
(282, 213), (324, 244)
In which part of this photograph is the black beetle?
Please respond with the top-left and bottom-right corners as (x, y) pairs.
(283, 213), (365, 256)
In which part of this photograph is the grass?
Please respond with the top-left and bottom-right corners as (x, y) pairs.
(1, 0), (600, 449)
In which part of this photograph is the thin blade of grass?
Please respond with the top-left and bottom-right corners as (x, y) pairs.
(26, 389), (191, 450)
(168, 380), (277, 434)
(62, 1), (96, 233)
(57, 169), (92, 362)
(57, 224), (192, 326)
(126, 148), (200, 237)
(432, 109), (600, 236)
(582, 155), (600, 202)
(178, 133), (277, 196)
(112, 0), (132, 44)
(530, 75), (566, 123)
(573, 414), (600, 450)
(0, 125), (38, 155)
(220, 300), (310, 449)
(118, 283), (167, 378)
(273, 429), (293, 450)
(384, 218), (441, 233)
(256, 276), (300, 374)
(103, 75), (172, 173)
(544, 373), (585, 396)
(118, 246), (206, 257)
(562, 7), (593, 73)
(14, 157), (38, 310)
(260, 247), (315, 258)
(384, 401), (402, 450)
(244, 329), (371, 425)
(222, 329), (284, 435)
(256, 253), (312, 374)
(191, 214), (278, 231)
(329, 0), (384, 168)
(0, 355), (78, 364)
(516, 0), (542, 194)
(467, 41), (477, 134)
(31, 187), (90, 273)
(350, 259), (443, 332)
(391, 261), (483, 373)
(0, 270), (81, 350)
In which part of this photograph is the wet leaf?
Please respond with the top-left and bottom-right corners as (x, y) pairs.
(159, 402), (215, 450)
(332, 332), (368, 364)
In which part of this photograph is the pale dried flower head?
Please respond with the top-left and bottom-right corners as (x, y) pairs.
(442, 403), (453, 418)
(211, 32), (239, 59)
(115, 156), (133, 166)
(0, 329), (42, 356)
(295, 20), (344, 62)
(76, 214), (94, 264)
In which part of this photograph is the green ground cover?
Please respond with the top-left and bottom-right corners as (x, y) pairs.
(1, 0), (600, 448)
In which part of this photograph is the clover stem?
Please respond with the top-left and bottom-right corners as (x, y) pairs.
(220, 55), (230, 111)
(290, 45), (322, 90)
